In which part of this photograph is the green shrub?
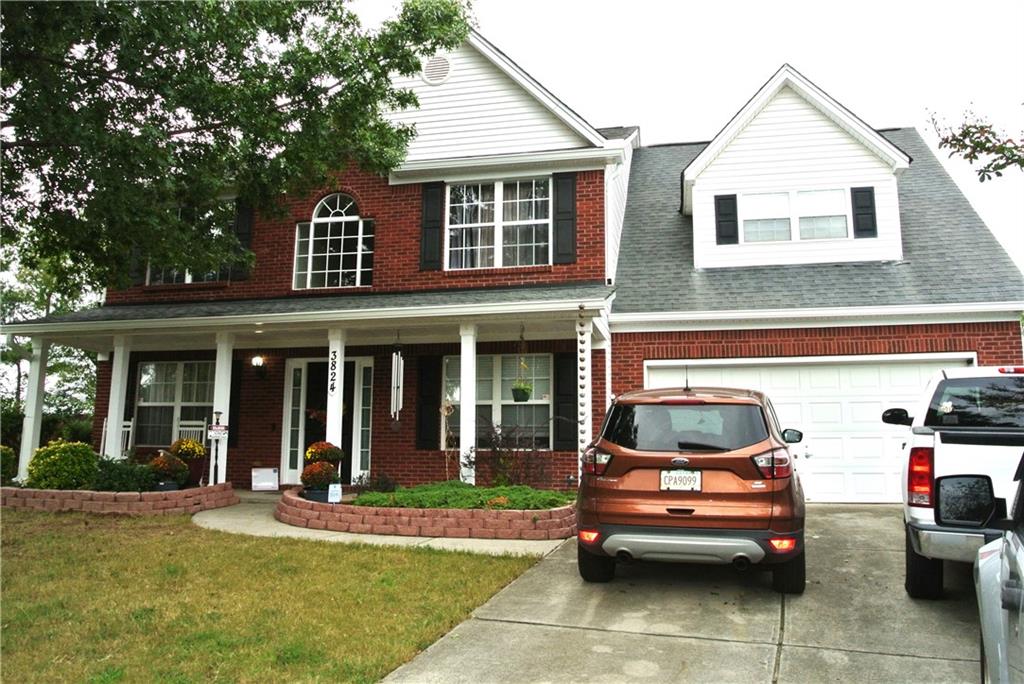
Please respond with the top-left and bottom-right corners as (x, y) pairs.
(25, 440), (99, 490)
(94, 459), (156, 492)
(60, 417), (94, 444)
(1, 444), (17, 484)
(352, 480), (576, 510)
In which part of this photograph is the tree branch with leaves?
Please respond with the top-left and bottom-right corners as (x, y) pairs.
(932, 110), (1024, 182)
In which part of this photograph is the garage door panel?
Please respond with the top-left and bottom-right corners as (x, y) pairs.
(646, 356), (970, 502)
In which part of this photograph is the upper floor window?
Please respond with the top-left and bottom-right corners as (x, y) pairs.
(293, 193), (374, 289)
(721, 187), (859, 245)
(446, 178), (551, 270)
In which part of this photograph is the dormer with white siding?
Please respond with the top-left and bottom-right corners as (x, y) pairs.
(682, 65), (911, 270)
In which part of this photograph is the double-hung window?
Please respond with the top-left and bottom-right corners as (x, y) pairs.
(293, 193), (374, 289)
(742, 192), (792, 242)
(737, 188), (854, 243)
(796, 189), (848, 239)
(135, 361), (215, 446)
(446, 178), (551, 269)
(441, 353), (552, 449)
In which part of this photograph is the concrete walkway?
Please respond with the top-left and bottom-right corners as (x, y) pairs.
(192, 498), (563, 557)
(385, 505), (980, 683)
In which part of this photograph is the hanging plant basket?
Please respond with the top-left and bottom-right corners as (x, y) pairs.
(511, 386), (532, 402)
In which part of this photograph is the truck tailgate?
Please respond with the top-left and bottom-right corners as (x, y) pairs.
(935, 430), (1024, 503)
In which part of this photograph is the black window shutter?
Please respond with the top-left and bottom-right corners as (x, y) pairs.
(714, 195), (738, 245)
(128, 247), (147, 286)
(552, 352), (577, 451)
(420, 182), (444, 270)
(229, 200), (254, 280)
(851, 187), (877, 238)
(552, 172), (577, 264)
(415, 356), (442, 450)
(227, 360), (242, 448)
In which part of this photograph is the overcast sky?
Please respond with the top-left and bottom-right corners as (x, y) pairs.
(355, 0), (1024, 271)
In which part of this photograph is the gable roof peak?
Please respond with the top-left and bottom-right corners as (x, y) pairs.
(682, 63), (912, 193)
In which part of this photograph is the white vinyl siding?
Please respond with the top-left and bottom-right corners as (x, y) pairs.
(693, 86), (903, 268)
(387, 44), (587, 162)
(605, 137), (636, 284)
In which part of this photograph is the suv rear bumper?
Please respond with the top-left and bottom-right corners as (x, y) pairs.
(589, 524), (803, 566)
(907, 522), (1002, 563)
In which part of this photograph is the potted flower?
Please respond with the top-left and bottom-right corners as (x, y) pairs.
(305, 441), (344, 464)
(301, 461), (340, 503)
(150, 452), (189, 491)
(511, 378), (532, 402)
(170, 438), (206, 486)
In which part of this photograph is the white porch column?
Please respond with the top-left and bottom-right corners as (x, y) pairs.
(17, 338), (50, 481)
(576, 316), (594, 476)
(103, 335), (132, 460)
(326, 328), (346, 448)
(210, 332), (234, 485)
(459, 323), (477, 485)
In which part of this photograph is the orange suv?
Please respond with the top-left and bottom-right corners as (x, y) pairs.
(577, 387), (807, 594)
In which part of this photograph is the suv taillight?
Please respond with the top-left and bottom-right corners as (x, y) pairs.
(998, 367), (1024, 374)
(582, 445), (612, 476)
(907, 447), (934, 507)
(752, 448), (792, 479)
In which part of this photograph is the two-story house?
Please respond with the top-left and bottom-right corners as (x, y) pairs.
(7, 33), (1023, 503)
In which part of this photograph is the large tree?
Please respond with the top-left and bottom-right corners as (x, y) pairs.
(0, 0), (471, 289)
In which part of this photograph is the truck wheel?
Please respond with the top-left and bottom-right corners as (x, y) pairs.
(905, 525), (943, 599)
(772, 550), (806, 594)
(577, 543), (615, 582)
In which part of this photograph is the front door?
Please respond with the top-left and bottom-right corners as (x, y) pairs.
(281, 357), (373, 485)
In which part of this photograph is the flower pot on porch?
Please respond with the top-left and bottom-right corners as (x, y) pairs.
(301, 489), (331, 503)
(185, 459), (205, 487)
(511, 387), (531, 402)
(154, 481), (180, 492)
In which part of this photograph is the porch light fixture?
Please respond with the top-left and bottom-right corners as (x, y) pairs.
(251, 355), (265, 368)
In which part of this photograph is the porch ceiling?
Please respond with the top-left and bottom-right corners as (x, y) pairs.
(2, 283), (614, 352)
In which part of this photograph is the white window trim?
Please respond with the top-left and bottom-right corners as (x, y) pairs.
(443, 178), (553, 271)
(293, 215), (374, 290)
(734, 187), (859, 246)
(441, 353), (554, 450)
(134, 360), (215, 446)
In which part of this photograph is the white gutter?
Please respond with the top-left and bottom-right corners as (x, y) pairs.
(2, 294), (614, 336)
(389, 146), (625, 185)
(610, 301), (1024, 332)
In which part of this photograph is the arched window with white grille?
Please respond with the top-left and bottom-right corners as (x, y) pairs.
(293, 193), (374, 289)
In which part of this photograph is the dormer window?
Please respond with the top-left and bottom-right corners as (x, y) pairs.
(716, 187), (870, 246)
(293, 193), (374, 289)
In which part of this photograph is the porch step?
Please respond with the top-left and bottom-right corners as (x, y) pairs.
(234, 489), (283, 504)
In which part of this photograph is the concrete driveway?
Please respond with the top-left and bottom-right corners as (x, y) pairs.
(386, 505), (980, 683)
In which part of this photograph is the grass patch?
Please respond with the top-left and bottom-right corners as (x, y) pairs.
(1, 510), (536, 683)
(352, 480), (577, 510)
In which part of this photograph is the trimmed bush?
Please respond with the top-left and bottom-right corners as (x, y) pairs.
(149, 453), (189, 487)
(352, 480), (576, 510)
(94, 459), (156, 492)
(1, 444), (17, 484)
(25, 440), (100, 490)
(60, 417), (94, 444)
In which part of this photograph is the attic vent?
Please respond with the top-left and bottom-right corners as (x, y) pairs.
(421, 55), (451, 85)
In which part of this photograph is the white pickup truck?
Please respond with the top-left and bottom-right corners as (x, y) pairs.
(882, 366), (1024, 599)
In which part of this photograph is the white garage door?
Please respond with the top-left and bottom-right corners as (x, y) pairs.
(645, 355), (972, 503)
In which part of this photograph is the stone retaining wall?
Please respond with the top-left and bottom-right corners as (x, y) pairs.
(274, 488), (577, 539)
(0, 482), (238, 515)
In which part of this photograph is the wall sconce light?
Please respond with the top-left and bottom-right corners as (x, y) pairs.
(251, 355), (265, 368)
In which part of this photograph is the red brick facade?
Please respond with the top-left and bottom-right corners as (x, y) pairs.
(610, 322), (1024, 395)
(104, 167), (606, 305)
(92, 339), (597, 490)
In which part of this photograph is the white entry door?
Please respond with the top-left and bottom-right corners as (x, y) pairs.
(645, 354), (973, 503)
(281, 357), (374, 485)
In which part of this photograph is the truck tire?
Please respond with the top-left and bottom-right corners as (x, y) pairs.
(772, 550), (806, 595)
(905, 525), (943, 599)
(577, 543), (615, 582)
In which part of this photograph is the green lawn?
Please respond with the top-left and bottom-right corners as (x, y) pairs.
(1, 510), (536, 683)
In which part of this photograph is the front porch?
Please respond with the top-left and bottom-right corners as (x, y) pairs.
(9, 285), (614, 490)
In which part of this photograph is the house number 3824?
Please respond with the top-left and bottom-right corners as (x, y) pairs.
(329, 350), (338, 395)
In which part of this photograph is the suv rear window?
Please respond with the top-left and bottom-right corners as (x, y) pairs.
(924, 377), (1024, 428)
(602, 403), (769, 452)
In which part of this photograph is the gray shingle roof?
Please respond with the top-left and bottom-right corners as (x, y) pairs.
(598, 126), (640, 140)
(613, 128), (1024, 313)
(8, 283), (613, 327)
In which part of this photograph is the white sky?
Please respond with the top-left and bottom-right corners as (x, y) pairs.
(354, 0), (1024, 271)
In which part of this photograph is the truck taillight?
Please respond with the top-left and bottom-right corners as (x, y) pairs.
(998, 367), (1024, 374)
(752, 448), (792, 479)
(907, 447), (934, 507)
(582, 446), (612, 476)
